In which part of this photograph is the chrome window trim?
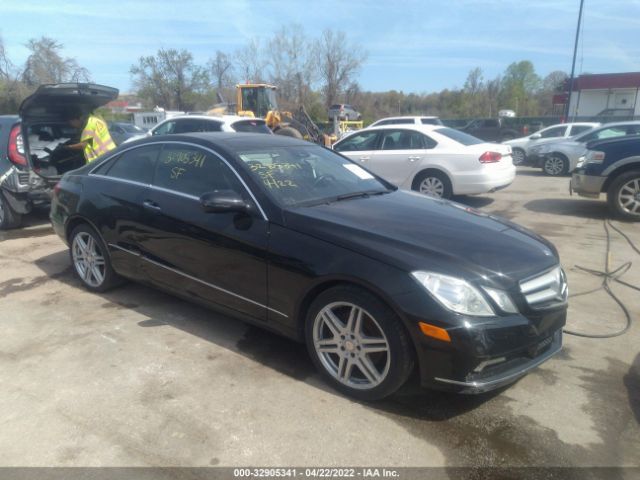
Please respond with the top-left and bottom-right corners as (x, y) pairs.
(108, 243), (288, 319)
(89, 174), (151, 190)
(89, 140), (269, 221)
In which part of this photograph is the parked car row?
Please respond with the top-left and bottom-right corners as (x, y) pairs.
(509, 121), (640, 176)
(2, 83), (570, 402)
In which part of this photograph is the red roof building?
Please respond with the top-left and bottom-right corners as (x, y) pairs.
(553, 72), (640, 118)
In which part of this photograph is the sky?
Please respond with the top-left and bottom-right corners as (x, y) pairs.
(1, 0), (640, 95)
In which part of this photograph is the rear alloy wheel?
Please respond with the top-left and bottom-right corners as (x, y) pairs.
(543, 154), (568, 176)
(70, 224), (121, 292)
(0, 193), (22, 230)
(608, 170), (640, 221)
(305, 286), (414, 401)
(413, 171), (452, 199)
(512, 148), (526, 166)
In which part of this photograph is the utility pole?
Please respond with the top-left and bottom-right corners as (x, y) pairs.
(565, 0), (585, 122)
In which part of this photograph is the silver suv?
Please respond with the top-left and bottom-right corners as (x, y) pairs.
(328, 104), (361, 121)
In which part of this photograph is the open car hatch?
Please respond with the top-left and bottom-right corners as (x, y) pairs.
(18, 83), (119, 185)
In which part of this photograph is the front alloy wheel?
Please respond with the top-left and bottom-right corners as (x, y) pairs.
(305, 286), (414, 401)
(543, 155), (568, 176)
(608, 171), (640, 221)
(313, 302), (391, 389)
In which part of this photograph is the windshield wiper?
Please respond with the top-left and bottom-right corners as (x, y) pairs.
(335, 190), (390, 201)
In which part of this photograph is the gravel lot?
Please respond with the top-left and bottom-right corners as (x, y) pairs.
(0, 167), (638, 469)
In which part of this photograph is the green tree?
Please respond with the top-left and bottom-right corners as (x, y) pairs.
(499, 60), (541, 116)
(130, 48), (211, 111)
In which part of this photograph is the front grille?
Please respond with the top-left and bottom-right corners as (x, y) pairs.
(520, 266), (568, 310)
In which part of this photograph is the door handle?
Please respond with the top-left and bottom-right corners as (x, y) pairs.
(408, 156), (421, 162)
(358, 156), (370, 162)
(143, 200), (162, 212)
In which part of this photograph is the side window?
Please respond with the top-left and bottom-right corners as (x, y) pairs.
(540, 126), (567, 138)
(172, 119), (221, 133)
(420, 133), (437, 149)
(334, 131), (380, 152)
(152, 121), (175, 136)
(380, 130), (402, 150)
(569, 125), (592, 136)
(104, 145), (160, 184)
(381, 130), (433, 150)
(483, 119), (499, 128)
(153, 145), (244, 197)
(594, 127), (627, 140)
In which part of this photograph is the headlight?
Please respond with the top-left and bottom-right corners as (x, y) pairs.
(584, 150), (605, 165)
(482, 286), (518, 314)
(411, 271), (494, 316)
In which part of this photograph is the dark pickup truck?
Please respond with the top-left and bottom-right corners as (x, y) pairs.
(570, 135), (640, 221)
(461, 118), (529, 142)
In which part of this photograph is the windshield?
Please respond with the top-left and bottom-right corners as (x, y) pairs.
(435, 127), (483, 145)
(122, 124), (145, 133)
(236, 145), (390, 207)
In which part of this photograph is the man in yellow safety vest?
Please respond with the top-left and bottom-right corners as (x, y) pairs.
(64, 107), (116, 163)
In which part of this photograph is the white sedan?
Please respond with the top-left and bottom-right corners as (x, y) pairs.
(333, 124), (515, 199)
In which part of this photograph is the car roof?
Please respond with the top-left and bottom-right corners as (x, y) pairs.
(351, 123), (444, 133)
(373, 115), (439, 122)
(156, 114), (265, 125)
(596, 120), (640, 127)
(133, 132), (309, 150)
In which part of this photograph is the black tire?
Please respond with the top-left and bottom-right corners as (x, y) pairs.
(305, 285), (415, 401)
(0, 193), (22, 230)
(412, 170), (453, 199)
(607, 170), (640, 221)
(511, 148), (526, 166)
(275, 126), (303, 139)
(69, 224), (122, 292)
(542, 154), (569, 176)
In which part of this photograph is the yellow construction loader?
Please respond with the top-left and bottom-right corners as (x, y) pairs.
(229, 83), (332, 146)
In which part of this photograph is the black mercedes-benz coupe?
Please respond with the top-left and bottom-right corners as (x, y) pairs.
(50, 133), (568, 400)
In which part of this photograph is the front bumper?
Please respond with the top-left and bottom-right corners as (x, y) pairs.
(570, 172), (606, 198)
(433, 329), (562, 393)
(394, 288), (567, 394)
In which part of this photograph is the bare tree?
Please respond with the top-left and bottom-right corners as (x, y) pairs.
(235, 39), (266, 83)
(315, 29), (367, 108)
(0, 36), (31, 114)
(208, 50), (234, 91)
(265, 24), (317, 106)
(22, 37), (90, 86)
(130, 48), (211, 111)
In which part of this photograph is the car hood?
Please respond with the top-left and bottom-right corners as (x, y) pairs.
(19, 83), (119, 124)
(284, 191), (559, 288)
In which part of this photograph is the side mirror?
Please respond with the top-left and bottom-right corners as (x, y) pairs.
(200, 190), (251, 214)
(530, 133), (541, 140)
